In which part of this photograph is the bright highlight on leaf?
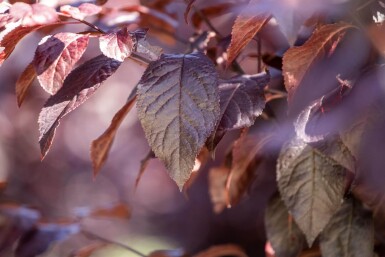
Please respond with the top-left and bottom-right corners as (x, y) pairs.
(136, 52), (220, 189)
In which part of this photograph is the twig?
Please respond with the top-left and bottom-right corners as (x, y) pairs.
(57, 12), (106, 34)
(81, 229), (146, 257)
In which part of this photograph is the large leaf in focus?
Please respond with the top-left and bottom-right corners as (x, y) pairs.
(99, 27), (137, 62)
(136, 52), (220, 189)
(320, 198), (374, 257)
(206, 73), (268, 152)
(38, 55), (121, 158)
(9, 3), (58, 26)
(34, 32), (89, 95)
(277, 137), (346, 246)
(265, 194), (305, 257)
(226, 1), (270, 65)
(282, 23), (354, 102)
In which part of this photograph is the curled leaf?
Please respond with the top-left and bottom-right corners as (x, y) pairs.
(38, 55), (121, 158)
(136, 52), (220, 189)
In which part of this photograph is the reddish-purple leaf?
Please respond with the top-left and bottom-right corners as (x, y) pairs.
(91, 94), (137, 176)
(16, 62), (36, 107)
(10, 3), (58, 27)
(38, 55), (121, 158)
(282, 23), (354, 102)
(99, 27), (138, 62)
(184, 0), (196, 24)
(0, 24), (41, 66)
(34, 32), (89, 95)
(60, 3), (102, 20)
(226, 1), (270, 65)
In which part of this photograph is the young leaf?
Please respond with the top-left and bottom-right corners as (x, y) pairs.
(16, 62), (36, 107)
(34, 32), (90, 95)
(60, 3), (102, 20)
(136, 52), (220, 190)
(99, 27), (136, 62)
(265, 194), (305, 257)
(9, 3), (58, 26)
(277, 137), (347, 246)
(207, 73), (268, 152)
(226, 0), (270, 65)
(282, 23), (354, 102)
(38, 55), (121, 158)
(320, 198), (374, 257)
(91, 94), (137, 176)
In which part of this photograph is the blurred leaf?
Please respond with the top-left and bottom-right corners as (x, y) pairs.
(69, 242), (108, 257)
(226, 1), (270, 65)
(91, 93), (137, 176)
(277, 137), (346, 246)
(16, 61), (36, 107)
(184, 0), (196, 24)
(34, 32), (89, 95)
(209, 166), (230, 214)
(193, 244), (248, 257)
(10, 3), (58, 26)
(0, 204), (41, 230)
(282, 23), (354, 102)
(38, 55), (121, 158)
(134, 150), (155, 189)
(90, 203), (131, 219)
(265, 193), (305, 257)
(60, 3), (102, 20)
(148, 249), (188, 257)
(206, 73), (268, 152)
(136, 52), (220, 190)
(15, 222), (80, 257)
(320, 198), (374, 257)
(191, 3), (237, 29)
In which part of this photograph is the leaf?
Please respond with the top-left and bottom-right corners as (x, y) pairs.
(227, 130), (272, 206)
(265, 194), (305, 257)
(209, 166), (230, 214)
(135, 29), (163, 62)
(136, 52), (220, 189)
(0, 24), (41, 66)
(184, 0), (196, 24)
(99, 26), (137, 62)
(134, 150), (155, 189)
(89, 203), (131, 219)
(70, 242), (108, 257)
(10, 3), (58, 26)
(193, 244), (247, 257)
(15, 222), (80, 257)
(277, 137), (347, 246)
(60, 3), (102, 20)
(16, 62), (36, 107)
(191, 3), (237, 29)
(148, 249), (188, 257)
(282, 23), (354, 102)
(34, 32), (90, 95)
(226, 1), (270, 65)
(320, 198), (374, 257)
(206, 73), (268, 152)
(38, 55), (121, 158)
(91, 93), (137, 176)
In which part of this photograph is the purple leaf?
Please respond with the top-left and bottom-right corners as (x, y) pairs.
(99, 27), (138, 62)
(136, 52), (220, 189)
(34, 32), (89, 95)
(38, 55), (121, 158)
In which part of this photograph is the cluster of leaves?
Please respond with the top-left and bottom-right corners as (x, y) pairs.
(2, 0), (385, 256)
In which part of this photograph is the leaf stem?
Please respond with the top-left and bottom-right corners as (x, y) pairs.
(81, 229), (146, 257)
(57, 12), (106, 34)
